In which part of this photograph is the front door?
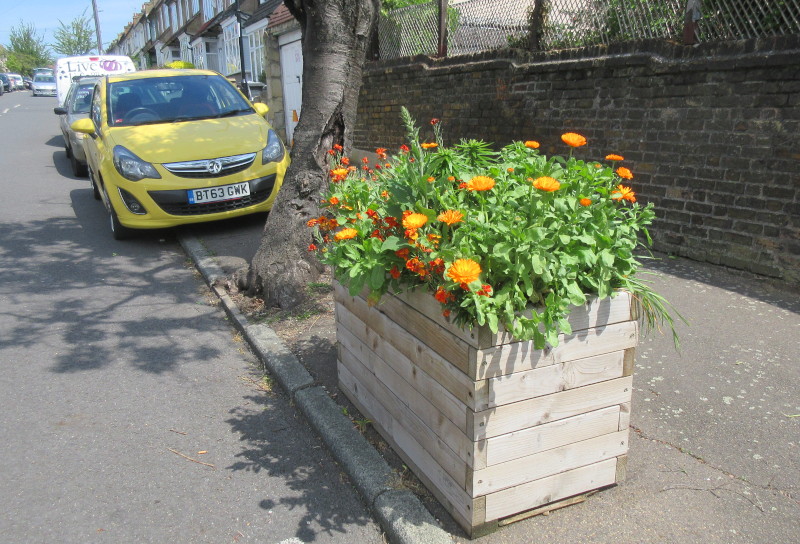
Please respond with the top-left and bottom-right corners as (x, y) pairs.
(279, 37), (303, 146)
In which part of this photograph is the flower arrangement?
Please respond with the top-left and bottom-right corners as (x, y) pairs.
(309, 108), (680, 349)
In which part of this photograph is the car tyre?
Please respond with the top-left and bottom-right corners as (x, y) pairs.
(109, 203), (134, 240)
(70, 151), (88, 177)
(88, 170), (101, 200)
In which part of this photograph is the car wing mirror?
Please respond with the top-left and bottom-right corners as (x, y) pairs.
(253, 102), (269, 117)
(71, 118), (96, 136)
(54, 106), (67, 115)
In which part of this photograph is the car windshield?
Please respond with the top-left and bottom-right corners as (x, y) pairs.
(34, 75), (55, 83)
(108, 74), (253, 127)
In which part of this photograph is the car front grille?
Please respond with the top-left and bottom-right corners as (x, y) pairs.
(162, 152), (257, 179)
(148, 174), (276, 216)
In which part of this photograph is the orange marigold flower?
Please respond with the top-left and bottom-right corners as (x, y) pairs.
(561, 132), (587, 147)
(340, 157), (350, 166)
(605, 154), (624, 161)
(442, 309), (451, 318)
(333, 144), (343, 151)
(395, 248), (410, 260)
(427, 176), (435, 183)
(437, 210), (464, 225)
(447, 259), (481, 284)
(507, 168), (514, 173)
(381, 190), (390, 199)
(402, 212), (428, 230)
(307, 243), (317, 251)
(532, 176), (561, 192)
(612, 184), (637, 203)
(579, 197), (593, 207)
(421, 142), (438, 149)
(434, 285), (450, 303)
(330, 167), (349, 180)
(327, 196), (340, 206)
(524, 140), (540, 149)
(447, 176), (455, 182)
(458, 182), (468, 189)
(375, 147), (387, 159)
(467, 176), (495, 191)
(390, 266), (401, 279)
(616, 167), (634, 180)
(361, 156), (369, 164)
(400, 144), (410, 154)
(430, 118), (440, 125)
(334, 228), (358, 241)
(306, 217), (321, 227)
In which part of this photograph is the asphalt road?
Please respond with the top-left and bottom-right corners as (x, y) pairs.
(0, 91), (384, 543)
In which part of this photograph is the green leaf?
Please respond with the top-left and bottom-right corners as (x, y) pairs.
(380, 236), (403, 252)
(368, 265), (385, 290)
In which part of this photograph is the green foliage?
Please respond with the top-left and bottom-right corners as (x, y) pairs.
(5, 21), (52, 76)
(311, 108), (682, 349)
(53, 12), (96, 56)
(165, 60), (196, 69)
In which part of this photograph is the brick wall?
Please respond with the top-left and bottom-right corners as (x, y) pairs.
(354, 36), (800, 287)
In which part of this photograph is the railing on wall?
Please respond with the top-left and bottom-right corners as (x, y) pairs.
(377, 0), (800, 60)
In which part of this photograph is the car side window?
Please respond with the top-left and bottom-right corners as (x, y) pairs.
(91, 84), (103, 133)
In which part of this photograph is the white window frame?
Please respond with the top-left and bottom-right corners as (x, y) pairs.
(246, 21), (268, 83)
(221, 18), (241, 76)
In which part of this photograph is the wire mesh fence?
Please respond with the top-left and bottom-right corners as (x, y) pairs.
(377, 0), (800, 59)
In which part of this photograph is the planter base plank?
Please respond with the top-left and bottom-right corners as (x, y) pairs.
(334, 286), (637, 536)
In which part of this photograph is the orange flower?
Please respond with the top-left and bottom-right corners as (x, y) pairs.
(447, 259), (481, 284)
(612, 185), (636, 203)
(467, 176), (495, 191)
(402, 212), (428, 230)
(307, 243), (317, 251)
(579, 197), (592, 207)
(434, 285), (451, 303)
(330, 167), (349, 181)
(437, 210), (464, 225)
(561, 132), (587, 147)
(390, 266), (401, 279)
(605, 154), (624, 161)
(327, 196), (339, 206)
(427, 176), (435, 183)
(507, 168), (514, 173)
(616, 167), (633, 180)
(524, 140), (540, 149)
(421, 142), (438, 149)
(532, 176), (561, 192)
(334, 228), (358, 241)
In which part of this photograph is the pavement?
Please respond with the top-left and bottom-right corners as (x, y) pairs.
(179, 214), (800, 544)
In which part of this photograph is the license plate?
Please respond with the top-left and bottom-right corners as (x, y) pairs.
(188, 182), (250, 204)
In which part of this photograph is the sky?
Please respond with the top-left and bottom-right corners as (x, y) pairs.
(0, 0), (143, 58)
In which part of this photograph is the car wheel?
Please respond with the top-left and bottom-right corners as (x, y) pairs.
(88, 170), (101, 200)
(70, 151), (88, 177)
(108, 202), (134, 240)
(65, 143), (72, 158)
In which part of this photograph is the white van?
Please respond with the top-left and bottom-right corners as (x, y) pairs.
(55, 55), (136, 106)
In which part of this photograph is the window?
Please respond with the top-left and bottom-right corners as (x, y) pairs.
(247, 26), (266, 83)
(170, 3), (178, 31)
(221, 19), (241, 75)
(180, 35), (193, 63)
(192, 41), (205, 69)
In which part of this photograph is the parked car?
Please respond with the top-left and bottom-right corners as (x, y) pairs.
(53, 77), (99, 177)
(31, 74), (57, 97)
(71, 69), (290, 239)
(24, 77), (33, 89)
(0, 74), (8, 94)
(8, 74), (24, 90)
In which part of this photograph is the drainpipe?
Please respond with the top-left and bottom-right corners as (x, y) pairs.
(235, 0), (250, 98)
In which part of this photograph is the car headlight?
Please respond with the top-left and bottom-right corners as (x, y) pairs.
(113, 146), (161, 181)
(262, 129), (285, 164)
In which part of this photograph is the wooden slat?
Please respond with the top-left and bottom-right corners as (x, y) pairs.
(618, 401), (631, 431)
(476, 320), (639, 380)
(337, 321), (469, 435)
(472, 376), (634, 440)
(484, 457), (618, 521)
(393, 289), (633, 349)
(485, 405), (621, 466)
(336, 282), (475, 373)
(487, 350), (625, 408)
(616, 455), (628, 483)
(337, 346), (473, 482)
(334, 290), (485, 408)
(471, 430), (629, 496)
(337, 327), (474, 466)
(337, 361), (477, 526)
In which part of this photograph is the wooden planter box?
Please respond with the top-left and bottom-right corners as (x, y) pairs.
(334, 283), (637, 537)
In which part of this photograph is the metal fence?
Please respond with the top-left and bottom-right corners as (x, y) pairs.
(377, 0), (800, 59)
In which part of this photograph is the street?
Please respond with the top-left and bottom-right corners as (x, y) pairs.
(0, 93), (384, 542)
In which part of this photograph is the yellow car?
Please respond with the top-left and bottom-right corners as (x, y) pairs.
(72, 69), (289, 239)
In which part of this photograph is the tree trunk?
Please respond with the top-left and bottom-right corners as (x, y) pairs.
(245, 0), (380, 307)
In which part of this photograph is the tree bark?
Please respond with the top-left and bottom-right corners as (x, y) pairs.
(244, 0), (380, 307)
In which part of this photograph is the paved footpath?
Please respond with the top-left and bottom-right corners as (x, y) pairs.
(185, 214), (800, 544)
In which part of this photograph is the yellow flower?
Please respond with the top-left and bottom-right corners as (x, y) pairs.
(334, 228), (358, 241)
(532, 176), (561, 192)
(421, 142), (438, 149)
(467, 176), (495, 191)
(524, 140), (540, 149)
(447, 259), (481, 284)
(402, 212), (428, 229)
(561, 132), (587, 147)
(616, 167), (633, 180)
(437, 210), (464, 225)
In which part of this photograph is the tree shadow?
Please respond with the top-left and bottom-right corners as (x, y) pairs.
(0, 188), (223, 376)
(225, 386), (379, 541)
